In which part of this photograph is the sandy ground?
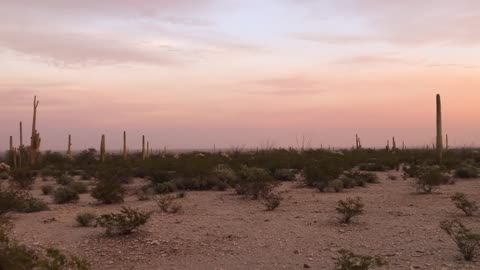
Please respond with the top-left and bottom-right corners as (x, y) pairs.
(8, 171), (480, 270)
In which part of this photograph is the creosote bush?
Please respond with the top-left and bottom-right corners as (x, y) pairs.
(235, 166), (276, 199)
(451, 192), (478, 216)
(415, 166), (450, 194)
(41, 184), (54, 195)
(336, 197), (364, 224)
(56, 174), (74, 186)
(53, 187), (79, 204)
(260, 192), (282, 211)
(154, 194), (183, 214)
(304, 160), (342, 192)
(334, 249), (386, 270)
(76, 212), (97, 227)
(454, 165), (478, 179)
(0, 218), (90, 269)
(273, 168), (296, 181)
(69, 181), (88, 194)
(10, 169), (35, 189)
(440, 219), (480, 261)
(96, 207), (151, 236)
(0, 186), (48, 214)
(91, 170), (125, 204)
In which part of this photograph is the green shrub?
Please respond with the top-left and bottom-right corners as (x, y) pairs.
(334, 249), (386, 270)
(261, 192), (282, 211)
(0, 172), (9, 180)
(415, 166), (450, 193)
(75, 212), (97, 227)
(344, 171), (378, 184)
(136, 187), (154, 201)
(440, 219), (480, 261)
(56, 174), (74, 186)
(10, 169), (35, 189)
(304, 161), (342, 192)
(339, 176), (356, 189)
(96, 207), (151, 235)
(358, 163), (386, 172)
(90, 172), (125, 204)
(15, 196), (49, 213)
(273, 168), (296, 181)
(53, 187), (79, 204)
(0, 219), (90, 270)
(154, 194), (182, 214)
(212, 164), (237, 185)
(236, 166), (275, 199)
(454, 165), (478, 179)
(336, 197), (364, 224)
(329, 179), (344, 192)
(451, 193), (478, 216)
(41, 185), (54, 195)
(69, 182), (88, 194)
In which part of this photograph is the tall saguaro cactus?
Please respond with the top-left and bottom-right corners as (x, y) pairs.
(67, 135), (72, 159)
(392, 136), (396, 151)
(19, 121), (23, 168)
(123, 131), (127, 161)
(436, 94), (443, 163)
(100, 134), (106, 163)
(30, 96), (41, 165)
(142, 135), (146, 160)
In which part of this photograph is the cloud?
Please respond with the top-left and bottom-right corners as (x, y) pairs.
(292, 0), (480, 46)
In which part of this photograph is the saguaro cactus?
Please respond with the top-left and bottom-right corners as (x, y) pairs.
(67, 135), (72, 159)
(30, 96), (41, 165)
(392, 136), (396, 151)
(445, 134), (449, 151)
(18, 121), (23, 168)
(123, 131), (127, 161)
(100, 134), (106, 162)
(146, 141), (150, 159)
(436, 94), (443, 163)
(142, 135), (146, 160)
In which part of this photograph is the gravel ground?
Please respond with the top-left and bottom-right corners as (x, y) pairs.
(10, 171), (480, 270)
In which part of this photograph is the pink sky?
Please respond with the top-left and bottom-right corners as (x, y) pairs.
(1, 1), (480, 150)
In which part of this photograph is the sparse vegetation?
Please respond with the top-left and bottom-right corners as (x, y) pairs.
(336, 197), (364, 224)
(154, 194), (183, 214)
(75, 212), (97, 227)
(96, 207), (151, 236)
(69, 181), (88, 194)
(41, 184), (54, 195)
(91, 170), (125, 204)
(53, 187), (79, 204)
(414, 166), (450, 193)
(440, 219), (480, 261)
(451, 192), (478, 216)
(334, 249), (386, 270)
(235, 166), (276, 199)
(260, 192), (282, 211)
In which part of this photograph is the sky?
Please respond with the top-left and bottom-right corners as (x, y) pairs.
(1, 0), (480, 151)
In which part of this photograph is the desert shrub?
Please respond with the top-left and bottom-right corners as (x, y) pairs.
(96, 207), (151, 235)
(75, 212), (97, 227)
(454, 165), (478, 179)
(403, 164), (421, 178)
(154, 194), (183, 214)
(273, 168), (296, 181)
(339, 176), (356, 189)
(451, 192), (478, 216)
(10, 169), (35, 189)
(15, 196), (49, 213)
(304, 161), (342, 192)
(91, 170), (125, 204)
(344, 171), (379, 184)
(136, 187), (154, 201)
(358, 163), (386, 172)
(53, 187), (79, 204)
(260, 192), (282, 211)
(80, 172), (91, 181)
(329, 179), (344, 192)
(440, 219), (480, 261)
(336, 197), (364, 224)
(334, 249), (386, 270)
(0, 187), (47, 214)
(176, 191), (186, 198)
(56, 174), (74, 186)
(0, 219), (90, 270)
(0, 172), (9, 180)
(415, 166), (450, 193)
(69, 181), (88, 194)
(41, 184), (54, 195)
(387, 174), (397, 180)
(236, 166), (275, 199)
(212, 164), (237, 185)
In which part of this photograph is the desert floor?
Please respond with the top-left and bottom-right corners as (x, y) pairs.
(10, 171), (480, 270)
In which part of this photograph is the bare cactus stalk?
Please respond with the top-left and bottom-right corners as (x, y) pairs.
(123, 131), (127, 161)
(18, 122), (23, 168)
(436, 94), (443, 163)
(402, 141), (405, 150)
(67, 134), (72, 159)
(392, 136), (396, 151)
(142, 135), (146, 160)
(30, 96), (41, 165)
(146, 141), (150, 159)
(100, 134), (106, 162)
(446, 134), (449, 150)
(386, 140), (390, 151)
